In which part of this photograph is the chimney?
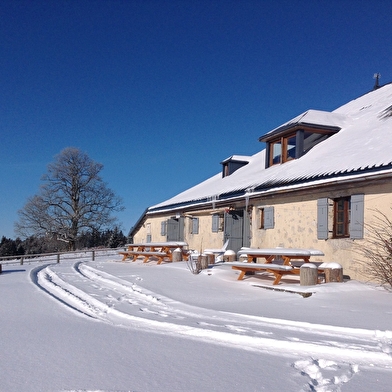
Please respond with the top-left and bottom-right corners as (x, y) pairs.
(373, 73), (381, 90)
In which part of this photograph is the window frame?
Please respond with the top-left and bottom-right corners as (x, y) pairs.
(333, 197), (350, 238)
(259, 208), (265, 229)
(268, 133), (297, 166)
(265, 127), (337, 168)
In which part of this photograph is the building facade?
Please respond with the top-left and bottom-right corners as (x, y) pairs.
(130, 83), (392, 281)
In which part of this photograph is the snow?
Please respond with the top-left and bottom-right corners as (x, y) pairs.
(1, 251), (392, 391)
(149, 83), (392, 213)
(264, 109), (348, 136)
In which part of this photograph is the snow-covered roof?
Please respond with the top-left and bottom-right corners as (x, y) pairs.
(260, 109), (347, 141)
(220, 155), (251, 164)
(149, 83), (392, 213)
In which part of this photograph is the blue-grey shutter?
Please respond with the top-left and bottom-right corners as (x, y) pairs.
(160, 221), (167, 236)
(212, 214), (219, 232)
(350, 194), (364, 239)
(264, 206), (274, 229)
(192, 218), (199, 234)
(317, 198), (329, 240)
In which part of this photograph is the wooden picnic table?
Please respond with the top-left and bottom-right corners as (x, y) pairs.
(120, 242), (189, 264)
(228, 247), (325, 284)
(237, 247), (324, 265)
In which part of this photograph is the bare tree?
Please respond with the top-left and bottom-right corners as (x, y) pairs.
(354, 208), (392, 288)
(15, 147), (124, 250)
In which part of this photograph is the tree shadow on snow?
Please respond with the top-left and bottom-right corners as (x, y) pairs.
(1, 269), (26, 275)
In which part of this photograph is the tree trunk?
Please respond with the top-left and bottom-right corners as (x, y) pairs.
(300, 264), (318, 286)
(172, 248), (182, 262)
(325, 266), (343, 282)
(199, 254), (208, 269)
(207, 253), (215, 265)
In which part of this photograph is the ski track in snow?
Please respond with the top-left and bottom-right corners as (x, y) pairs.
(32, 261), (392, 391)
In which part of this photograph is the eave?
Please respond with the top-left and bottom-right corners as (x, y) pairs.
(147, 164), (392, 216)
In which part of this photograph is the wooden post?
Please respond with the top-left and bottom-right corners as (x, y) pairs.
(324, 263), (343, 283)
(20, 257), (24, 265)
(57, 254), (60, 263)
(92, 250), (95, 261)
(0, 264), (2, 274)
(300, 263), (318, 286)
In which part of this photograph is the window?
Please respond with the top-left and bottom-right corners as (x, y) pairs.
(333, 197), (350, 238)
(317, 195), (364, 240)
(223, 164), (229, 177)
(146, 224), (152, 243)
(284, 134), (296, 161)
(263, 127), (338, 168)
(258, 206), (274, 229)
(268, 133), (296, 166)
(221, 157), (249, 178)
(259, 208), (265, 229)
(270, 140), (282, 165)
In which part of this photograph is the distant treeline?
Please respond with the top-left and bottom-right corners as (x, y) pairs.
(0, 227), (127, 257)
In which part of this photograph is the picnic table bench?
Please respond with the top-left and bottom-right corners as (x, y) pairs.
(223, 261), (326, 285)
(220, 247), (325, 285)
(119, 241), (189, 264)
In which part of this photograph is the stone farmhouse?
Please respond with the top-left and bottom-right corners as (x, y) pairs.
(130, 82), (392, 280)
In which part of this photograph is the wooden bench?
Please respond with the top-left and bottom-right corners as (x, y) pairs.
(119, 251), (168, 264)
(225, 262), (295, 285)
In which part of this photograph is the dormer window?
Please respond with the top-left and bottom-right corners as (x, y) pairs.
(267, 129), (333, 167)
(259, 110), (344, 168)
(221, 155), (250, 178)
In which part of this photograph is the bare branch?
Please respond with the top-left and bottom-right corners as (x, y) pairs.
(353, 208), (392, 288)
(15, 147), (124, 250)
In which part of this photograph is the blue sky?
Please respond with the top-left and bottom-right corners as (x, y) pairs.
(1, 0), (392, 239)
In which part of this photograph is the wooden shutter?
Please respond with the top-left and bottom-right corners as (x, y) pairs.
(164, 217), (186, 241)
(264, 206), (274, 229)
(192, 218), (199, 234)
(317, 198), (329, 240)
(212, 214), (219, 232)
(160, 221), (167, 236)
(350, 194), (364, 239)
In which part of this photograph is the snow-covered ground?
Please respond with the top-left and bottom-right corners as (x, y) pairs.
(1, 252), (392, 392)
